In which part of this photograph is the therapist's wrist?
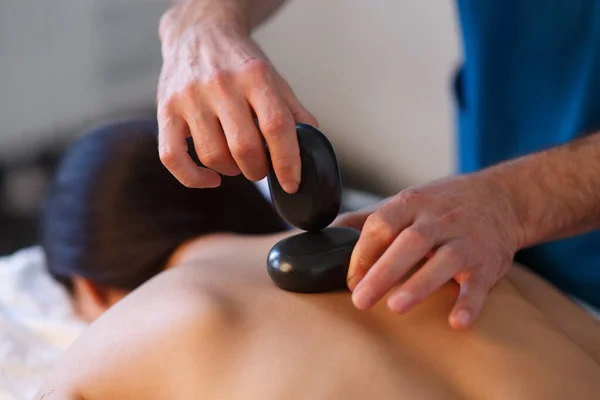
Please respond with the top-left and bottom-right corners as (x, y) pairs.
(160, 1), (250, 44)
(480, 150), (578, 251)
(473, 162), (535, 251)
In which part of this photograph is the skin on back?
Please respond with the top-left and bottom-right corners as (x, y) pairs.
(37, 233), (600, 400)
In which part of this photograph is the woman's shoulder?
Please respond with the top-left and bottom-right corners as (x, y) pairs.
(36, 264), (244, 400)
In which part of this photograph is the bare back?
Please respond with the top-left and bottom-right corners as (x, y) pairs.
(38, 233), (600, 400)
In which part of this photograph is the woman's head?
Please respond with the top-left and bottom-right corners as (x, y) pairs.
(42, 118), (287, 320)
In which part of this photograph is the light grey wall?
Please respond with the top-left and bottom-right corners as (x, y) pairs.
(0, 0), (167, 161)
(254, 1), (461, 192)
(0, 0), (460, 193)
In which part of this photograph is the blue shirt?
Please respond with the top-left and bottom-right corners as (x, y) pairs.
(455, 1), (600, 307)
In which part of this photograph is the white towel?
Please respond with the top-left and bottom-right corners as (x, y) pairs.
(0, 247), (87, 400)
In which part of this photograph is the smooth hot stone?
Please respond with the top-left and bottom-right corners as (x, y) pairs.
(266, 123), (342, 232)
(267, 226), (360, 293)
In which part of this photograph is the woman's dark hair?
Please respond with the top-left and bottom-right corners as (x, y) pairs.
(41, 118), (287, 290)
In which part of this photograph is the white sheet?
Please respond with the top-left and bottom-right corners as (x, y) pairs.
(0, 247), (87, 400)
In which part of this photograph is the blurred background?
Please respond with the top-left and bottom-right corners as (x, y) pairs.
(0, 0), (460, 255)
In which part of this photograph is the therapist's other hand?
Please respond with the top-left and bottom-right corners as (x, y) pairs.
(334, 173), (524, 329)
(157, 5), (317, 192)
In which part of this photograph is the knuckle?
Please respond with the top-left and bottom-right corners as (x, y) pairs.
(262, 113), (294, 138)
(351, 246), (378, 274)
(158, 144), (180, 169)
(157, 100), (177, 122)
(399, 189), (421, 203)
(402, 226), (432, 249)
(241, 57), (271, 76)
(203, 69), (229, 91)
(394, 189), (427, 209)
(181, 84), (199, 103)
(441, 245), (464, 266)
(198, 149), (224, 169)
(159, 8), (177, 40)
(231, 137), (261, 160)
(242, 59), (273, 89)
(188, 112), (205, 130)
(439, 208), (463, 226)
(364, 213), (396, 242)
(355, 255), (377, 274)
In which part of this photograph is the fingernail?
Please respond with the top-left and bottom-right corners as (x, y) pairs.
(222, 166), (242, 177)
(453, 310), (471, 328)
(294, 164), (302, 187)
(281, 179), (300, 194)
(388, 291), (413, 313)
(205, 177), (222, 188)
(352, 284), (373, 310)
(347, 276), (360, 291)
(282, 164), (302, 194)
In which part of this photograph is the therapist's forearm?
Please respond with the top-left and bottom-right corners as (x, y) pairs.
(166, 0), (287, 33)
(486, 131), (600, 249)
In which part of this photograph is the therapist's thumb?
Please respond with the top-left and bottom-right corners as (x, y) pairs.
(332, 210), (371, 231)
(333, 198), (390, 231)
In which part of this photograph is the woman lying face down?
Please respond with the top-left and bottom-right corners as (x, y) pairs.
(41, 119), (287, 321)
(37, 120), (600, 399)
(37, 228), (600, 399)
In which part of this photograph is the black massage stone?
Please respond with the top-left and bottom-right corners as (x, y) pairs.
(266, 123), (342, 232)
(267, 227), (360, 293)
(259, 122), (354, 293)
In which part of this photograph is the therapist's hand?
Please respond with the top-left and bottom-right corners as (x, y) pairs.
(335, 172), (525, 329)
(157, 5), (317, 192)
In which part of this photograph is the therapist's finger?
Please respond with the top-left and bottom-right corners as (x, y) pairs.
(449, 269), (492, 329)
(183, 102), (240, 176)
(158, 112), (221, 188)
(333, 210), (372, 232)
(387, 241), (465, 314)
(351, 223), (435, 310)
(215, 94), (269, 182)
(248, 71), (300, 194)
(333, 198), (391, 231)
(346, 198), (412, 291)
